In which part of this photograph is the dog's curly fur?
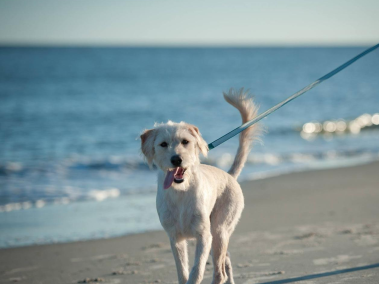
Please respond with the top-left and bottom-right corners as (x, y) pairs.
(140, 89), (260, 284)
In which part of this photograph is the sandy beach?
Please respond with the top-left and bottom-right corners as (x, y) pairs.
(1, 162), (378, 284)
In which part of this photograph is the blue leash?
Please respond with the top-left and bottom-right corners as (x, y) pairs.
(208, 44), (379, 150)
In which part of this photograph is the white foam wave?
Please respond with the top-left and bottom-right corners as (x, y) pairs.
(88, 188), (120, 202)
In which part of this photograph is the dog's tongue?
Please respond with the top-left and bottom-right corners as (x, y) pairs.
(164, 170), (175, 189)
(164, 168), (184, 189)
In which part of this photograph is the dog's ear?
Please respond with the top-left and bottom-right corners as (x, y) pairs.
(187, 125), (208, 157)
(140, 129), (156, 168)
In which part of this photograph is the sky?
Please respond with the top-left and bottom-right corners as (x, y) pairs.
(0, 0), (378, 46)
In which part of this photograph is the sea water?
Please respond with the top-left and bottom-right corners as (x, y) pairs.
(0, 47), (378, 247)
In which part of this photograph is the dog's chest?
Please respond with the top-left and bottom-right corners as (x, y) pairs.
(157, 189), (204, 237)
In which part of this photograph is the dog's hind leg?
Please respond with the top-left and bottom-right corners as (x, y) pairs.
(210, 228), (230, 284)
(209, 249), (234, 284)
(210, 189), (243, 284)
(225, 251), (235, 284)
(170, 238), (189, 284)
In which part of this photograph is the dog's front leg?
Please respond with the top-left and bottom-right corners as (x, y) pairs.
(187, 231), (212, 284)
(170, 238), (189, 284)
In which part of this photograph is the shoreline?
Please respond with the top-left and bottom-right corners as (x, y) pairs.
(0, 156), (378, 249)
(1, 157), (379, 249)
(1, 161), (379, 283)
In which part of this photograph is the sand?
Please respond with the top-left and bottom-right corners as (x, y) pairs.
(0, 162), (378, 284)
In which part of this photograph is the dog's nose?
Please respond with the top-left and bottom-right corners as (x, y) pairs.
(171, 155), (182, 167)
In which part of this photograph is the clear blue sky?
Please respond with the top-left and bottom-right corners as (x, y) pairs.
(0, 0), (378, 46)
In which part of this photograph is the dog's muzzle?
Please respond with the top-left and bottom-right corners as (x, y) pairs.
(163, 167), (186, 189)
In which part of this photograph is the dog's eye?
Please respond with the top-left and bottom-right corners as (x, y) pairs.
(182, 140), (189, 145)
(160, 142), (168, 147)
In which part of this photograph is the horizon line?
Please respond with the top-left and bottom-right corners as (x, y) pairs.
(0, 42), (376, 48)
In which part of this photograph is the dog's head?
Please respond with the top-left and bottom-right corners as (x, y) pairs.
(140, 121), (208, 189)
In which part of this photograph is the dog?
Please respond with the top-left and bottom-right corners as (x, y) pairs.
(140, 89), (259, 284)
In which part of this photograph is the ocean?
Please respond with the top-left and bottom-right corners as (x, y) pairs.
(0, 47), (378, 248)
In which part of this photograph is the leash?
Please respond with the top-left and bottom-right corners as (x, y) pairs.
(208, 44), (379, 150)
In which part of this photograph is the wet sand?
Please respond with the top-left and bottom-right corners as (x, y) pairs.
(1, 162), (379, 284)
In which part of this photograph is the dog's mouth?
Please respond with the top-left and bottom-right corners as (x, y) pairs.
(163, 167), (186, 189)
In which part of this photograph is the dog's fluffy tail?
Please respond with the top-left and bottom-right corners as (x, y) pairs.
(223, 88), (260, 179)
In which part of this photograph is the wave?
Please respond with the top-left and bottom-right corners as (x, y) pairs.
(1, 148), (379, 176)
(1, 148), (378, 213)
(0, 188), (122, 213)
(205, 149), (379, 169)
(0, 157), (150, 176)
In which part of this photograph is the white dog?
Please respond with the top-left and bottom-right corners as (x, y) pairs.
(140, 89), (259, 284)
